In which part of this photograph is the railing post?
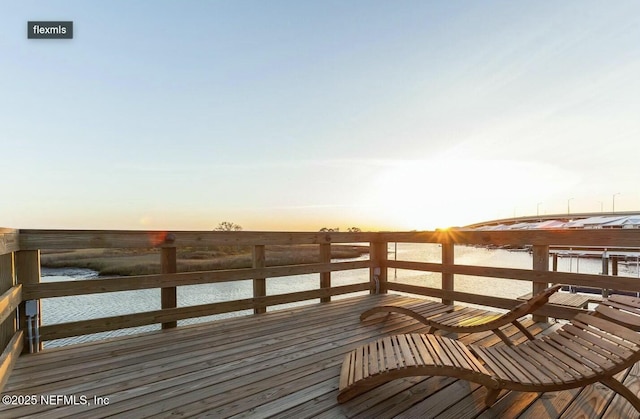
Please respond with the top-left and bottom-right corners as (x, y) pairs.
(442, 242), (454, 306)
(601, 250), (610, 298)
(369, 241), (388, 294)
(253, 245), (266, 314)
(16, 250), (41, 353)
(161, 247), (177, 329)
(532, 244), (549, 323)
(0, 253), (16, 350)
(319, 243), (331, 302)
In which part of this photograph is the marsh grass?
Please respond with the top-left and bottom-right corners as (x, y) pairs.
(41, 244), (369, 276)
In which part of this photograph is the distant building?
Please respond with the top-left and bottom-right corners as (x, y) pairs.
(622, 217), (640, 228)
(472, 214), (640, 230)
(530, 220), (567, 229)
(602, 216), (640, 229)
(566, 216), (626, 229)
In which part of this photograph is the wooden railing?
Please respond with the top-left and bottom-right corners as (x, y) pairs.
(380, 230), (640, 320)
(1, 227), (640, 391)
(16, 230), (379, 342)
(0, 228), (22, 392)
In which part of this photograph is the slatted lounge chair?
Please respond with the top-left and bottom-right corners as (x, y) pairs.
(360, 284), (563, 346)
(338, 313), (640, 412)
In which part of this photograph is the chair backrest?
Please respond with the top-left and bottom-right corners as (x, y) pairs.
(563, 312), (640, 364)
(595, 295), (640, 331)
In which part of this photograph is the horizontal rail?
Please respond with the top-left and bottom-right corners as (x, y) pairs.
(0, 331), (23, 392)
(19, 229), (640, 250)
(0, 229), (19, 256)
(386, 260), (640, 293)
(25, 260), (371, 299)
(379, 229), (640, 247)
(0, 285), (21, 326)
(385, 282), (516, 308)
(39, 283), (369, 341)
(386, 283), (583, 320)
(18, 230), (377, 249)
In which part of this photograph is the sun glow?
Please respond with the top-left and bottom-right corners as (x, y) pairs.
(363, 159), (579, 230)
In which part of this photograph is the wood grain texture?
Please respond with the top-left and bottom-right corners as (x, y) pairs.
(0, 331), (23, 393)
(442, 242), (454, 305)
(319, 243), (331, 303)
(0, 229), (19, 256)
(369, 241), (387, 295)
(253, 245), (267, 313)
(15, 251), (40, 353)
(160, 247), (177, 329)
(0, 285), (21, 326)
(0, 254), (16, 352)
(532, 245), (550, 322)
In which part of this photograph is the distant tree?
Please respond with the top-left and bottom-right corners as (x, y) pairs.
(214, 221), (243, 231)
(347, 227), (361, 233)
(319, 227), (340, 232)
(212, 222), (245, 254)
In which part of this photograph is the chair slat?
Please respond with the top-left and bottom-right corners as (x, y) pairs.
(382, 336), (396, 370)
(398, 334), (416, 368)
(546, 333), (612, 373)
(575, 313), (640, 345)
(563, 323), (634, 358)
(534, 340), (592, 379)
(412, 334), (435, 366)
(517, 343), (574, 384)
(426, 334), (454, 367)
(368, 341), (379, 376)
(499, 345), (552, 385)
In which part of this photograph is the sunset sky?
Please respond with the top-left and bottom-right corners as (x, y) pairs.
(2, 1), (639, 231)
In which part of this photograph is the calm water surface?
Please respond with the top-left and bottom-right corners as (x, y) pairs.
(40, 244), (640, 347)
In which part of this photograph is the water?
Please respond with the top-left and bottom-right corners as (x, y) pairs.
(40, 244), (639, 347)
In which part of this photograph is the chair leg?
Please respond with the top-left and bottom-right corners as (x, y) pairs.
(600, 377), (640, 412)
(511, 320), (536, 341)
(484, 388), (501, 406)
(492, 328), (513, 346)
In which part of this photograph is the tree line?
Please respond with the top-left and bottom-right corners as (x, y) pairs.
(213, 222), (362, 233)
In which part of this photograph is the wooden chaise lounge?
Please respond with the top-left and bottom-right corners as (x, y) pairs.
(337, 313), (640, 412)
(360, 285), (562, 345)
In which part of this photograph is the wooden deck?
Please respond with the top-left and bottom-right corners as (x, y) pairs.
(1, 294), (639, 418)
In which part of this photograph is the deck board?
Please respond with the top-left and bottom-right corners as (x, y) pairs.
(0, 293), (637, 418)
